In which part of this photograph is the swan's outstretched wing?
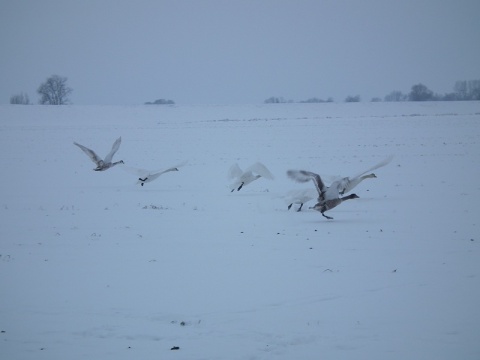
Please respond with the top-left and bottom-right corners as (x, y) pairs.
(329, 177), (348, 192)
(246, 162), (274, 180)
(146, 168), (178, 182)
(120, 165), (163, 184)
(74, 142), (102, 165)
(228, 163), (243, 180)
(119, 165), (150, 177)
(148, 160), (188, 175)
(287, 170), (327, 196)
(104, 137), (122, 164)
(323, 174), (343, 184)
(123, 160), (187, 175)
(146, 161), (187, 182)
(350, 155), (393, 179)
(323, 179), (342, 200)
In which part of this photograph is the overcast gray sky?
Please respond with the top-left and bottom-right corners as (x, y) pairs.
(1, 0), (479, 105)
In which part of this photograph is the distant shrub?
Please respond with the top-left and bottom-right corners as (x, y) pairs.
(442, 92), (460, 101)
(299, 97), (334, 103)
(345, 95), (360, 102)
(299, 97), (324, 103)
(264, 96), (287, 104)
(145, 99), (175, 105)
(10, 92), (30, 105)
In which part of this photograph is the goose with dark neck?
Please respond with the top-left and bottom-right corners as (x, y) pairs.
(287, 170), (359, 219)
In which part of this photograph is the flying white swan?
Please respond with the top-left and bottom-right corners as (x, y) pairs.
(74, 137), (124, 171)
(121, 161), (187, 186)
(284, 188), (317, 212)
(287, 170), (359, 219)
(329, 155), (393, 195)
(228, 162), (274, 192)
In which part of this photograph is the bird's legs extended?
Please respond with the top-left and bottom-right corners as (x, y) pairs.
(322, 212), (333, 220)
(139, 177), (148, 186)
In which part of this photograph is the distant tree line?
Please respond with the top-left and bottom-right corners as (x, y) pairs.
(298, 97), (334, 103)
(384, 80), (480, 102)
(264, 79), (480, 104)
(10, 76), (479, 105)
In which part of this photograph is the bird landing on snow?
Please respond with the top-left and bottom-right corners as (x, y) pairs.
(228, 162), (274, 192)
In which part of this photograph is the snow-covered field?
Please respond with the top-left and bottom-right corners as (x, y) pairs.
(1, 101), (479, 359)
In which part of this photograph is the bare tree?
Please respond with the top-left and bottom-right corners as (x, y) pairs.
(452, 80), (480, 100)
(10, 92), (30, 105)
(37, 75), (72, 105)
(454, 81), (468, 100)
(466, 80), (480, 100)
(384, 90), (407, 102)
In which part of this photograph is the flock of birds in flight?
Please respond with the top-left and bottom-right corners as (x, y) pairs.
(74, 137), (393, 220)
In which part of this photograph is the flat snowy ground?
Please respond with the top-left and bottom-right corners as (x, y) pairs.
(1, 101), (479, 359)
